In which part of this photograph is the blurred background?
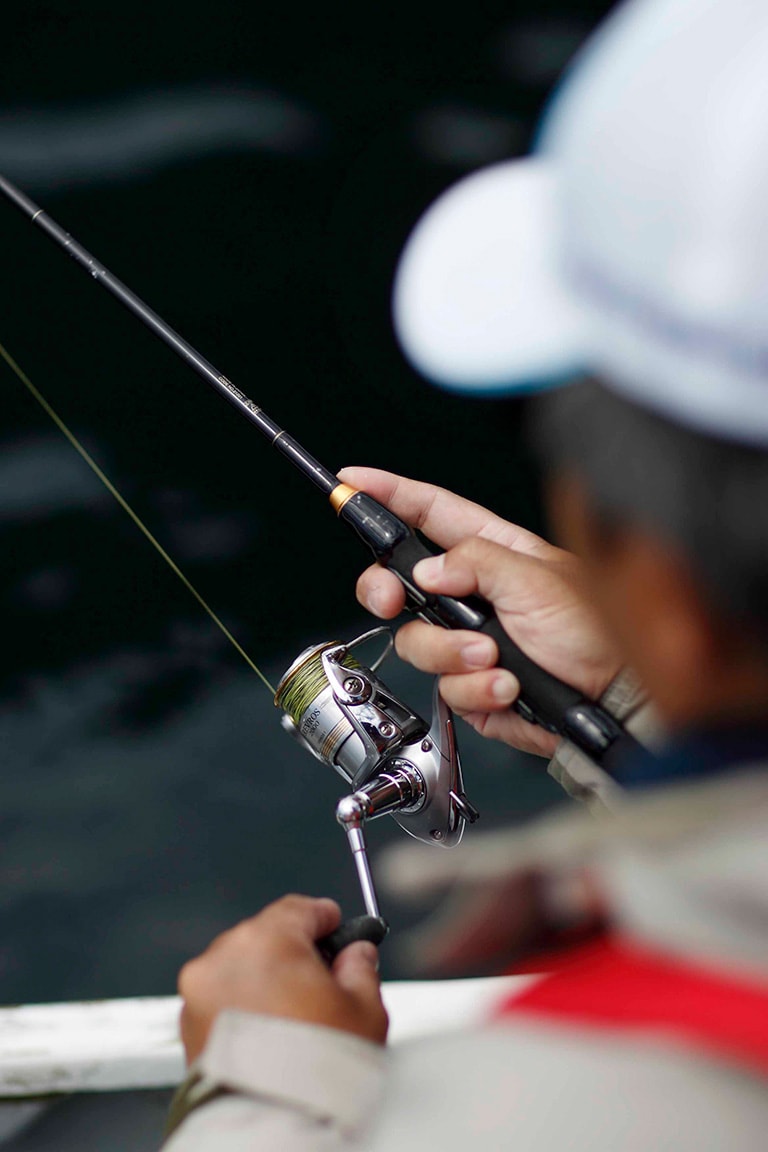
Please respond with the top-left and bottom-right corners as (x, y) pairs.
(0, 0), (613, 1003)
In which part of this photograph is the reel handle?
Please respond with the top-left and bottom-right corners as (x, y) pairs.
(338, 491), (641, 776)
(317, 915), (389, 964)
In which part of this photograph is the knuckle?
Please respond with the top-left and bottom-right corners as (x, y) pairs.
(271, 893), (305, 913)
(260, 895), (316, 942)
(455, 535), (508, 569)
(451, 536), (487, 562)
(177, 958), (200, 997)
(231, 919), (259, 945)
(371, 1004), (390, 1043)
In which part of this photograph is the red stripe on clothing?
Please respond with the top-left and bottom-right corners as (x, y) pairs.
(495, 935), (768, 1075)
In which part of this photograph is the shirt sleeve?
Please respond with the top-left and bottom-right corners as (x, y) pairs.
(163, 1011), (386, 1152)
(547, 666), (663, 810)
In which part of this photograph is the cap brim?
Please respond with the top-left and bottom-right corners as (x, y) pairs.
(392, 158), (589, 394)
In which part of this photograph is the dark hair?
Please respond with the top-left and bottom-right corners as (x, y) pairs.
(531, 378), (768, 648)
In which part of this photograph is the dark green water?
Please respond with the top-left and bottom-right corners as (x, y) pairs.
(0, 0), (612, 1002)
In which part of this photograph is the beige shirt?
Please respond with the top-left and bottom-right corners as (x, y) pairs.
(164, 767), (768, 1151)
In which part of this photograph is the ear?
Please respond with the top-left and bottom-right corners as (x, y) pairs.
(604, 530), (721, 686)
(546, 471), (730, 727)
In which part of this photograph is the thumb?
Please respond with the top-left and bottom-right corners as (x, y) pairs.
(333, 940), (384, 1005)
(414, 536), (535, 609)
(333, 940), (380, 990)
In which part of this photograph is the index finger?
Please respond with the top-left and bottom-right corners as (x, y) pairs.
(258, 895), (342, 943)
(337, 467), (548, 556)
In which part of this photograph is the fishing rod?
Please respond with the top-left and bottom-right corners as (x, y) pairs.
(0, 172), (640, 778)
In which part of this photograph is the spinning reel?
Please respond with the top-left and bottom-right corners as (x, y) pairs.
(275, 628), (479, 929)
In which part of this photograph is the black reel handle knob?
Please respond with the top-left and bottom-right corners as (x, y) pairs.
(317, 915), (389, 964)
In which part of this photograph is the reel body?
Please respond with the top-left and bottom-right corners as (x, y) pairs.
(275, 628), (478, 849)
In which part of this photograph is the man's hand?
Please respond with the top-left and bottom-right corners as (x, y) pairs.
(339, 467), (622, 758)
(178, 895), (388, 1064)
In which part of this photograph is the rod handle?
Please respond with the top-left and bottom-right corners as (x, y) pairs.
(317, 915), (389, 964)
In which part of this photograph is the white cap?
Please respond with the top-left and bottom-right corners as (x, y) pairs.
(393, 0), (768, 445)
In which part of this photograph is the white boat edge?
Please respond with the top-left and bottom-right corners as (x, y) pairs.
(0, 977), (534, 1098)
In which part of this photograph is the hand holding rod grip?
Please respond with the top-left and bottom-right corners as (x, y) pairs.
(338, 491), (641, 776)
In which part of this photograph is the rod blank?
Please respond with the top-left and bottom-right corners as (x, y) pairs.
(0, 173), (337, 495)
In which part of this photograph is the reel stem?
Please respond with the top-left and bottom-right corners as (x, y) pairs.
(347, 825), (381, 921)
(336, 794), (382, 919)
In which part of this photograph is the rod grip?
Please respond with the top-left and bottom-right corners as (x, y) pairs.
(317, 915), (389, 964)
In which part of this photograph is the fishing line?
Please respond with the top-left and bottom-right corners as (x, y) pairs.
(0, 338), (276, 695)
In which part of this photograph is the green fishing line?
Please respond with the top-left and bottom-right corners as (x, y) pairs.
(0, 338), (276, 695)
(276, 646), (362, 724)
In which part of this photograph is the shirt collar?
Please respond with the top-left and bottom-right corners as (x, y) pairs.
(616, 724), (768, 789)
